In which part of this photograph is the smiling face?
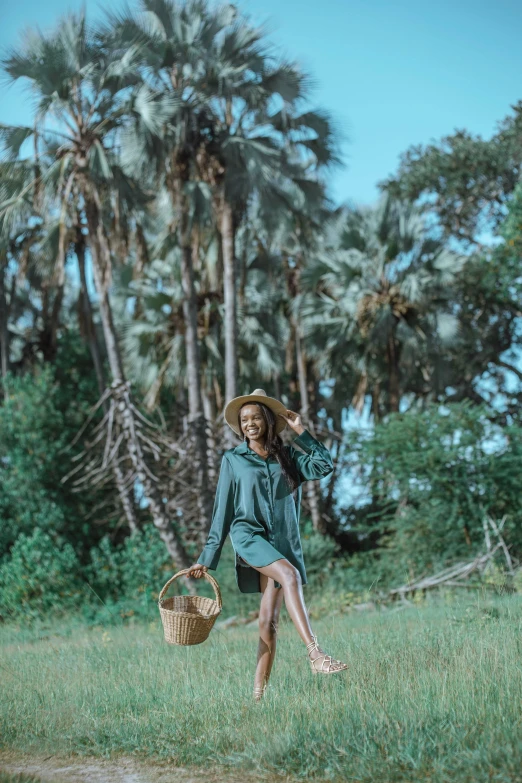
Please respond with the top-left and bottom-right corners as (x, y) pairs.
(239, 403), (267, 443)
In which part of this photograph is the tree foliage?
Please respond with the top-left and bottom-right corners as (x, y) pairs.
(345, 402), (522, 583)
(383, 101), (522, 247)
(0, 0), (522, 615)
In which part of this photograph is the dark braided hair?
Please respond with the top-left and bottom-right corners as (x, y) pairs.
(238, 402), (301, 495)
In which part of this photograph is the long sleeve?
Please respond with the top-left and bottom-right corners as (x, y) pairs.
(290, 429), (334, 482)
(196, 454), (236, 570)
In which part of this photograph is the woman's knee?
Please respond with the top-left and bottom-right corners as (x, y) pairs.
(277, 561), (301, 588)
(258, 614), (279, 637)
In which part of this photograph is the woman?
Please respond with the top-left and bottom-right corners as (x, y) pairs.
(186, 388), (348, 701)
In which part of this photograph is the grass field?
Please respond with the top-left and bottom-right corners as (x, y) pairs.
(1, 592), (522, 783)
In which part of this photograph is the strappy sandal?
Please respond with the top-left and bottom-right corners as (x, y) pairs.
(306, 634), (348, 675)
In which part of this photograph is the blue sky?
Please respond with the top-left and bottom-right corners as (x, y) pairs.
(1, 0), (521, 207)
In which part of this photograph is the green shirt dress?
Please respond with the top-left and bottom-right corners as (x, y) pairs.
(196, 429), (334, 593)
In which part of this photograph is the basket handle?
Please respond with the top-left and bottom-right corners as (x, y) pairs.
(158, 568), (222, 611)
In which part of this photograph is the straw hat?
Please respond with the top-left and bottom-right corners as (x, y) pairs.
(224, 388), (288, 436)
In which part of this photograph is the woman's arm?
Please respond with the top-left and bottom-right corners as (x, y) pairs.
(279, 409), (334, 483)
(289, 429), (334, 482)
(195, 453), (235, 570)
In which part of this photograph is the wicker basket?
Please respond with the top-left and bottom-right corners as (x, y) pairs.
(158, 568), (222, 646)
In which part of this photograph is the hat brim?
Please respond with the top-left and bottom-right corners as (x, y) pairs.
(224, 393), (288, 436)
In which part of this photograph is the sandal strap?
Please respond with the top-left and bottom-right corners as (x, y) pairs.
(316, 654), (334, 673)
(306, 633), (319, 653)
(307, 635), (347, 673)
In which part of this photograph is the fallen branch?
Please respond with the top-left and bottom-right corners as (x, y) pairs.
(485, 514), (514, 575)
(385, 544), (504, 601)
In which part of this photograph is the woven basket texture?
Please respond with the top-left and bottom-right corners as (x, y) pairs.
(158, 568), (222, 646)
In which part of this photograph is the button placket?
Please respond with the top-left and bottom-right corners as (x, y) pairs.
(266, 463), (275, 540)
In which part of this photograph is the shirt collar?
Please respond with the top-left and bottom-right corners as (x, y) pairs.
(234, 440), (250, 454)
(233, 440), (272, 461)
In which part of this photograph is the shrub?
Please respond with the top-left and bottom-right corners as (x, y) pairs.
(85, 525), (174, 620)
(0, 339), (116, 561)
(300, 519), (339, 581)
(343, 401), (522, 584)
(0, 529), (82, 618)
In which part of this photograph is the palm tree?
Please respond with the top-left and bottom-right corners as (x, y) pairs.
(204, 49), (338, 430)
(73, 218), (140, 535)
(261, 181), (338, 530)
(0, 242), (9, 398)
(102, 0), (237, 520)
(299, 194), (466, 417)
(113, 196), (222, 547)
(0, 11), (192, 567)
(0, 158), (65, 373)
(106, 0), (339, 452)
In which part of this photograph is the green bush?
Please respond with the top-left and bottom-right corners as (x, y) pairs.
(0, 528), (82, 618)
(300, 519), (339, 580)
(85, 525), (173, 620)
(340, 401), (522, 586)
(0, 524), (187, 623)
(0, 336), (117, 561)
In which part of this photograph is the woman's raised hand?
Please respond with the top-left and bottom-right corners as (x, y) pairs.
(186, 563), (208, 579)
(278, 409), (306, 435)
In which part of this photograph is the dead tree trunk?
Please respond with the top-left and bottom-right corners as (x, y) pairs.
(202, 381), (218, 484)
(113, 381), (191, 568)
(75, 230), (140, 535)
(295, 324), (323, 532)
(0, 251), (10, 401)
(221, 197), (238, 449)
(387, 332), (400, 413)
(82, 186), (192, 569)
(176, 184), (214, 540)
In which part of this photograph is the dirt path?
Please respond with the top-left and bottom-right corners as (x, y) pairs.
(0, 752), (276, 783)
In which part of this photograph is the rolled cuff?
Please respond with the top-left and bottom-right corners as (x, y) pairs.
(291, 428), (333, 480)
(197, 546), (221, 570)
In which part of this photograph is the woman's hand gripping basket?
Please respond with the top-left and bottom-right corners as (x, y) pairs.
(158, 568), (222, 645)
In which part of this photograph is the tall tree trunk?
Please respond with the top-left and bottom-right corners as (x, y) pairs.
(221, 198), (238, 448)
(84, 195), (124, 383)
(387, 332), (400, 413)
(76, 232), (140, 536)
(238, 242), (247, 312)
(47, 284), (64, 361)
(286, 254), (323, 530)
(202, 380), (217, 483)
(113, 379), (191, 568)
(76, 234), (105, 394)
(176, 185), (214, 539)
(323, 441), (340, 522)
(295, 323), (323, 532)
(82, 187), (192, 569)
(0, 253), (9, 400)
(273, 372), (281, 401)
(132, 222), (149, 321)
(38, 277), (64, 363)
(113, 462), (140, 536)
(372, 383), (381, 423)
(296, 328), (311, 429)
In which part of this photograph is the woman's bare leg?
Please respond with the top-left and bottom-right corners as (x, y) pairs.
(253, 559), (314, 644)
(249, 559), (347, 673)
(254, 573), (285, 694)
